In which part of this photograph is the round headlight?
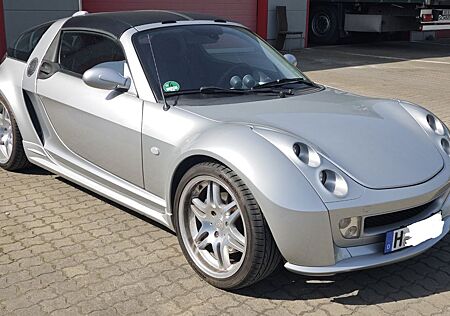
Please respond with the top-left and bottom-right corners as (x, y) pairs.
(293, 142), (321, 168)
(427, 114), (445, 136)
(319, 170), (348, 198)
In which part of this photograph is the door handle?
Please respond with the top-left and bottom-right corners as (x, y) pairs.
(38, 61), (60, 80)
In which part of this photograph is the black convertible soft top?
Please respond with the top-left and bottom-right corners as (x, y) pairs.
(63, 10), (224, 39)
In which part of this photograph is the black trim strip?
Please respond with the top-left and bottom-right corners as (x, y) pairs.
(22, 90), (44, 145)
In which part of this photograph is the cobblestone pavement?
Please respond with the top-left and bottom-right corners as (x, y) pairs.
(1, 41), (450, 315)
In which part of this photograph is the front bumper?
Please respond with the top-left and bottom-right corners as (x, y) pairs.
(269, 159), (450, 274)
(285, 215), (450, 276)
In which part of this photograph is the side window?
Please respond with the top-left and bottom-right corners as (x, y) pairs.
(7, 22), (53, 62)
(58, 31), (125, 76)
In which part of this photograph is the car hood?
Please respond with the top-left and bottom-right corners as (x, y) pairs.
(180, 88), (444, 189)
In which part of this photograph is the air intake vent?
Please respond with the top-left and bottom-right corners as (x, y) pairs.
(364, 201), (434, 230)
(22, 90), (44, 145)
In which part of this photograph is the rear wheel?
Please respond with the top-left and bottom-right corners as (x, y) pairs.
(174, 162), (281, 289)
(309, 6), (340, 45)
(0, 100), (31, 171)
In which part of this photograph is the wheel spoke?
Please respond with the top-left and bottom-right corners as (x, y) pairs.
(4, 110), (10, 125)
(205, 181), (212, 204)
(227, 226), (245, 253)
(205, 181), (222, 207)
(196, 236), (210, 250)
(212, 182), (222, 206)
(191, 198), (207, 219)
(213, 240), (231, 270)
(228, 208), (241, 224)
(0, 144), (7, 157)
(1, 134), (7, 147)
(222, 200), (237, 214)
(194, 225), (210, 250)
(6, 141), (12, 157)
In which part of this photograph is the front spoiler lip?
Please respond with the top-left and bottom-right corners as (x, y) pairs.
(285, 216), (450, 276)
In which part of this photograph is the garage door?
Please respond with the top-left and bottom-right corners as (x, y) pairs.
(3, 0), (79, 47)
(82, 0), (258, 31)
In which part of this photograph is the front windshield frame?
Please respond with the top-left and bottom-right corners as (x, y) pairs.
(132, 23), (315, 102)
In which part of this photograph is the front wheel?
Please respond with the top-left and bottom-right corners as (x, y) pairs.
(174, 162), (281, 289)
(0, 99), (31, 171)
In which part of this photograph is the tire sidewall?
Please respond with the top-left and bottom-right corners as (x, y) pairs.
(310, 6), (339, 45)
(173, 163), (258, 290)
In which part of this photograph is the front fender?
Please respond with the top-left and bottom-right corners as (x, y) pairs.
(170, 124), (336, 267)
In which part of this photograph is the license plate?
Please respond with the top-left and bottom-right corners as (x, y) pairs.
(384, 212), (444, 254)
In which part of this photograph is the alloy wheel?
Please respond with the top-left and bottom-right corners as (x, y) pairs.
(178, 176), (247, 279)
(0, 103), (13, 164)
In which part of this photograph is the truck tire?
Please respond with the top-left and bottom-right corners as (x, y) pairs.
(309, 6), (340, 45)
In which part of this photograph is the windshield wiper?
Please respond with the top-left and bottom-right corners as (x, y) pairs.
(254, 78), (316, 89)
(164, 86), (251, 97)
(164, 86), (295, 101)
(201, 86), (289, 95)
(200, 87), (253, 94)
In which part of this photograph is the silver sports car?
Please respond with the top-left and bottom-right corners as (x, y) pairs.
(1, 10), (449, 289)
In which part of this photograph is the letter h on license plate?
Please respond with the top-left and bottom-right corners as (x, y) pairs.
(384, 227), (409, 253)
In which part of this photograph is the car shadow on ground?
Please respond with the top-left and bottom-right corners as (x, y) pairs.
(13, 165), (53, 175)
(236, 236), (450, 304)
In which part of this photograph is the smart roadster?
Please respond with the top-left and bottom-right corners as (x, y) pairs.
(1, 10), (449, 289)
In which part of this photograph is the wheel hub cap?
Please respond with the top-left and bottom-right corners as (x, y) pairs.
(0, 103), (13, 163)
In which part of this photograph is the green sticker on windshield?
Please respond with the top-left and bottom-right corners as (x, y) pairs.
(163, 81), (180, 92)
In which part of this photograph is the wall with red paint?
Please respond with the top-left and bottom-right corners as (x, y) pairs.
(82, 0), (258, 31)
(256, 0), (268, 38)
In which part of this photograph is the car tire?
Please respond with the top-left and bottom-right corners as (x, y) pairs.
(174, 162), (281, 289)
(309, 6), (340, 45)
(0, 99), (31, 171)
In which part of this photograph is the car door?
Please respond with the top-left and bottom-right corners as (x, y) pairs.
(36, 30), (144, 187)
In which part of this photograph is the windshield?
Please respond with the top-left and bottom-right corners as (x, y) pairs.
(133, 24), (313, 100)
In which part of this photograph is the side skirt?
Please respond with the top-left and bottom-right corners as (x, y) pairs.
(23, 141), (175, 231)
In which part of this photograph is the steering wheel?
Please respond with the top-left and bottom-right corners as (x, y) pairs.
(218, 63), (254, 88)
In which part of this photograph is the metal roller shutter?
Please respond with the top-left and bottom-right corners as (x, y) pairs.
(82, 0), (258, 31)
